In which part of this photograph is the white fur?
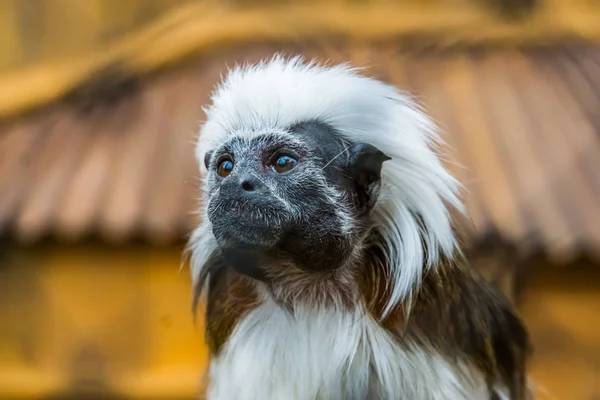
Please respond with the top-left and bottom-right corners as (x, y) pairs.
(207, 299), (499, 400)
(188, 218), (218, 289)
(194, 55), (465, 315)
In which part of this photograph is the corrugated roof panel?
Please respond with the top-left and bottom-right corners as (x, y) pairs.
(0, 113), (56, 234)
(404, 54), (491, 232)
(503, 53), (584, 261)
(553, 51), (600, 132)
(532, 55), (600, 260)
(473, 53), (564, 254)
(550, 51), (600, 200)
(525, 53), (600, 259)
(440, 55), (531, 243)
(142, 70), (206, 244)
(15, 113), (93, 242)
(53, 115), (123, 241)
(97, 78), (171, 242)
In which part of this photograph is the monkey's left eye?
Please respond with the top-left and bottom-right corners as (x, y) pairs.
(272, 155), (298, 174)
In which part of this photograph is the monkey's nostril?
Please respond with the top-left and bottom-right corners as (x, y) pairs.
(241, 180), (255, 192)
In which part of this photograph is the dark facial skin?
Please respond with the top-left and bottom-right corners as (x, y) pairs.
(204, 121), (390, 281)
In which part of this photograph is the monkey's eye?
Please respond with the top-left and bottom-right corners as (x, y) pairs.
(272, 155), (298, 174)
(217, 158), (234, 177)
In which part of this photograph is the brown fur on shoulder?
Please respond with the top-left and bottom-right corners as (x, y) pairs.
(359, 240), (532, 399)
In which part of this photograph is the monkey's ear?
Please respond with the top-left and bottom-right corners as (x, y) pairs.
(204, 150), (214, 170)
(347, 143), (391, 212)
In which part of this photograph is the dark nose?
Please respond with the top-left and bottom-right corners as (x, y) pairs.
(223, 173), (265, 197)
(220, 171), (269, 201)
(241, 179), (256, 192)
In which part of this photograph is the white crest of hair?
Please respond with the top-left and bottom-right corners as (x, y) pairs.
(207, 299), (498, 400)
(195, 54), (465, 314)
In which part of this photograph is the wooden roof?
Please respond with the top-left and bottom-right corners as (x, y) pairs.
(1, 42), (599, 264)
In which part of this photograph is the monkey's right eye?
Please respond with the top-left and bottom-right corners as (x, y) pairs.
(217, 158), (234, 177)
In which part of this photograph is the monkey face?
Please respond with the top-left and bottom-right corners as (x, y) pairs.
(203, 121), (390, 278)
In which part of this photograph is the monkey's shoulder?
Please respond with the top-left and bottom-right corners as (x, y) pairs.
(403, 265), (531, 398)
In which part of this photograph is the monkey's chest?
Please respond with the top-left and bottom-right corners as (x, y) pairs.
(205, 302), (488, 400)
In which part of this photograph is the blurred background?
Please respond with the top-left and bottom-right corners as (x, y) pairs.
(0, 0), (599, 399)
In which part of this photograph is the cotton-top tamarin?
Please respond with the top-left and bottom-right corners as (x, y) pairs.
(187, 55), (531, 400)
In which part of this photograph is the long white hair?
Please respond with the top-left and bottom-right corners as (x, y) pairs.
(189, 55), (465, 315)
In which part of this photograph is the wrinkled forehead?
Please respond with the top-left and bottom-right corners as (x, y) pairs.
(218, 129), (302, 156)
(215, 121), (350, 161)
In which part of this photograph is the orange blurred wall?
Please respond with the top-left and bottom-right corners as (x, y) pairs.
(0, 243), (209, 399)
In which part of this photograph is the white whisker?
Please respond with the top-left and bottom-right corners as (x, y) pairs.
(321, 144), (352, 171)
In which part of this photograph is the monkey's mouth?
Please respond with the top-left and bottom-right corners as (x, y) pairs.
(209, 206), (289, 250)
(212, 221), (283, 250)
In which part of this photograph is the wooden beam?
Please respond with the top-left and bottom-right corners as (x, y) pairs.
(1, 1), (600, 119)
